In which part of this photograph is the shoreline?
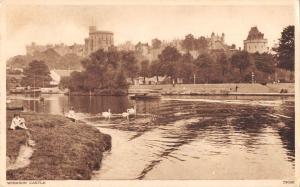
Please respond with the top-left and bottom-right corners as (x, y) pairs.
(7, 83), (294, 97)
(129, 83), (295, 97)
(6, 111), (111, 180)
(161, 92), (294, 96)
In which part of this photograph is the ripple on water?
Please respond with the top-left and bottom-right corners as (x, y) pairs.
(83, 98), (294, 180)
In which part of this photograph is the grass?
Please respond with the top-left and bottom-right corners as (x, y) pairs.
(6, 111), (111, 180)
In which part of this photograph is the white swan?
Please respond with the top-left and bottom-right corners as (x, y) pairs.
(127, 106), (136, 116)
(122, 112), (130, 119)
(102, 109), (112, 119)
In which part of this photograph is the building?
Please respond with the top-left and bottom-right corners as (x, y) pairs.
(50, 69), (72, 85)
(117, 41), (135, 51)
(244, 26), (268, 54)
(207, 32), (226, 51)
(135, 42), (150, 56)
(84, 26), (114, 56)
(26, 42), (84, 57)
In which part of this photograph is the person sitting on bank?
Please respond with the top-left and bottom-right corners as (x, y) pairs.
(65, 107), (76, 122)
(10, 114), (28, 130)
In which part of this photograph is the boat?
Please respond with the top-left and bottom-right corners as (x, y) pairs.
(10, 87), (42, 95)
(6, 100), (24, 111)
(6, 106), (24, 111)
(130, 92), (161, 100)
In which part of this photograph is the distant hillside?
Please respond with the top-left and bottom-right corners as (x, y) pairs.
(7, 49), (83, 70)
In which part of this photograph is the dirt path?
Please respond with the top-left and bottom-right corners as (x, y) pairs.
(7, 131), (35, 171)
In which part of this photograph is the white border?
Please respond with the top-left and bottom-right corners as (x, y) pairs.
(0, 0), (298, 187)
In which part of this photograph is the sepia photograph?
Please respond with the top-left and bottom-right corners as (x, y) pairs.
(2, 0), (297, 185)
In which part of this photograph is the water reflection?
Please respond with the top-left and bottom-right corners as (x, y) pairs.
(9, 94), (295, 179)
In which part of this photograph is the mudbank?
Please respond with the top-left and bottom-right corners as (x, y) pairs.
(6, 111), (111, 180)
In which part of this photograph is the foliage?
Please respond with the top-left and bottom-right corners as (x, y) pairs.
(21, 60), (52, 87)
(230, 51), (252, 75)
(140, 60), (150, 83)
(149, 60), (164, 82)
(58, 76), (70, 89)
(194, 53), (214, 83)
(65, 49), (132, 93)
(120, 51), (139, 82)
(7, 49), (83, 70)
(252, 53), (275, 74)
(158, 46), (181, 81)
(217, 52), (228, 77)
(273, 25), (294, 71)
(151, 38), (162, 49)
(181, 34), (208, 52)
(181, 34), (195, 51)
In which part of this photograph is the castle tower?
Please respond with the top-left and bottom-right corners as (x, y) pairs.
(243, 26), (268, 54)
(84, 26), (114, 56)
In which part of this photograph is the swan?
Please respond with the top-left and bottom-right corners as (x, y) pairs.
(102, 109), (112, 119)
(127, 106), (136, 116)
(122, 112), (130, 119)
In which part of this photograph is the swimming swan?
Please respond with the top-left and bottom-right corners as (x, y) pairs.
(102, 109), (112, 119)
(127, 106), (136, 116)
(122, 112), (130, 119)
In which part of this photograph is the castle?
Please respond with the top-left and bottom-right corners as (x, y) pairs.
(84, 26), (114, 55)
(26, 26), (114, 57)
(26, 42), (84, 56)
(208, 32), (226, 50)
(243, 26), (268, 54)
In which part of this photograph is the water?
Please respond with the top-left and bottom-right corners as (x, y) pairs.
(9, 94), (295, 179)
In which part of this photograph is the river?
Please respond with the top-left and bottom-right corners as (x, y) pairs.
(9, 94), (295, 180)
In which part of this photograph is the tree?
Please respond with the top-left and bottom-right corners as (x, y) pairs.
(253, 53), (275, 75)
(149, 60), (164, 83)
(140, 60), (150, 83)
(65, 49), (132, 93)
(217, 52), (228, 77)
(177, 52), (195, 83)
(151, 38), (162, 49)
(114, 70), (129, 89)
(194, 53), (214, 83)
(21, 60), (52, 87)
(68, 71), (85, 91)
(120, 51), (139, 83)
(181, 34), (195, 52)
(273, 25), (294, 71)
(195, 36), (208, 51)
(230, 51), (252, 75)
(58, 76), (70, 89)
(181, 52), (194, 63)
(158, 46), (182, 81)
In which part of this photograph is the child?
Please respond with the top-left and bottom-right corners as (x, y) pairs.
(10, 114), (28, 130)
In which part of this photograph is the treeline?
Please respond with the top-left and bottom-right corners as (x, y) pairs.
(61, 25), (294, 93)
(142, 25), (295, 84)
(12, 25), (293, 93)
(144, 47), (277, 84)
(60, 50), (138, 95)
(61, 45), (281, 94)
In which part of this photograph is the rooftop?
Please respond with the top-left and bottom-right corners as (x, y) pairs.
(246, 26), (265, 40)
(90, 30), (114, 35)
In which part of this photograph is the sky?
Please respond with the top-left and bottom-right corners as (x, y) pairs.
(3, 3), (295, 60)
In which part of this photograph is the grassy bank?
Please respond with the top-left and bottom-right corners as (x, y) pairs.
(6, 111), (111, 180)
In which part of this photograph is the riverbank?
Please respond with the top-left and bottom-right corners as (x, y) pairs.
(129, 83), (294, 96)
(6, 111), (111, 180)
